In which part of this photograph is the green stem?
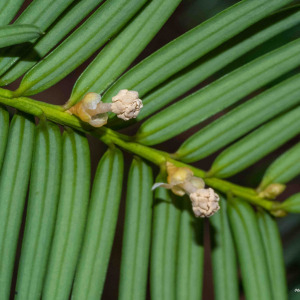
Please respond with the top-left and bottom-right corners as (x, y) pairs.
(0, 90), (281, 212)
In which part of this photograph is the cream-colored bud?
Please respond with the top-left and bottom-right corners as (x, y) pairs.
(152, 162), (220, 218)
(189, 188), (220, 218)
(111, 89), (143, 120)
(67, 92), (108, 127)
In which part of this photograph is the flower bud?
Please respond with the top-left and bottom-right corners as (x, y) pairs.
(111, 89), (143, 121)
(152, 162), (221, 217)
(189, 188), (220, 217)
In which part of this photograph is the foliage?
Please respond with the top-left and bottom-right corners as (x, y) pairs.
(0, 0), (299, 299)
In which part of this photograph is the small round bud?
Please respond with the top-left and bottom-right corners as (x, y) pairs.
(111, 89), (143, 121)
(189, 188), (220, 218)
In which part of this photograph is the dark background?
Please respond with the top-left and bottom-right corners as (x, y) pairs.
(8, 0), (300, 299)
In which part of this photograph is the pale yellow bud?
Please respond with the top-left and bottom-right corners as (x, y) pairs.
(153, 162), (205, 196)
(67, 92), (108, 128)
(258, 183), (286, 199)
(166, 161), (193, 185)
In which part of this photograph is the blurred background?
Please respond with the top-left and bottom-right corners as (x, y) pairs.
(7, 0), (300, 299)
